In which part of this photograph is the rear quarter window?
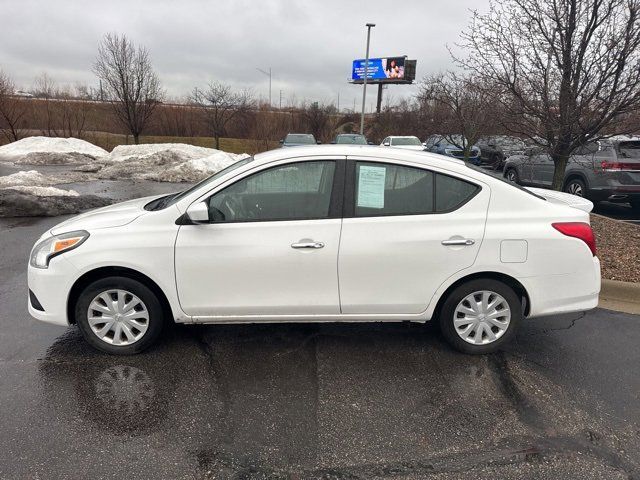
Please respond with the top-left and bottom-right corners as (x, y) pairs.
(435, 173), (479, 212)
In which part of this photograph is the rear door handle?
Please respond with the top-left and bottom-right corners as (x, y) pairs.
(441, 238), (475, 246)
(291, 241), (325, 249)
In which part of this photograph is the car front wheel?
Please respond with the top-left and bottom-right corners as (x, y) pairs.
(75, 276), (165, 355)
(438, 279), (522, 354)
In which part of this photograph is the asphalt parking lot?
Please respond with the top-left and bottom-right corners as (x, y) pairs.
(1, 216), (640, 480)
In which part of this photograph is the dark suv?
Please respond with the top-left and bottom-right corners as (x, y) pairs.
(503, 138), (640, 210)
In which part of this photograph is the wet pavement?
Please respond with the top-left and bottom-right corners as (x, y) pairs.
(0, 216), (639, 479)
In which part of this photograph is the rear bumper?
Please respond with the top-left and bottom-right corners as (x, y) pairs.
(522, 256), (601, 318)
(589, 185), (640, 203)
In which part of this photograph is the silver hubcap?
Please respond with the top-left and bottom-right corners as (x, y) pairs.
(87, 289), (149, 346)
(568, 182), (583, 196)
(453, 290), (511, 345)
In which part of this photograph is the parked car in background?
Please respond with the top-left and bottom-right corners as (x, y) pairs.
(28, 146), (600, 356)
(476, 136), (527, 170)
(280, 133), (319, 147)
(424, 135), (481, 165)
(332, 133), (371, 145)
(380, 136), (426, 151)
(503, 137), (640, 211)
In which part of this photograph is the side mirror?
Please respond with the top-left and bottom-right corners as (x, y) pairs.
(185, 201), (209, 223)
(383, 142), (390, 146)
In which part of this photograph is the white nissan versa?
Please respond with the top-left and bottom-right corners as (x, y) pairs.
(28, 146), (601, 355)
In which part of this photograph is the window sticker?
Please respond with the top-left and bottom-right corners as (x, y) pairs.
(357, 165), (386, 208)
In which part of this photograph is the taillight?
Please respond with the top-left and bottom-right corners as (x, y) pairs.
(600, 161), (640, 171)
(552, 222), (596, 256)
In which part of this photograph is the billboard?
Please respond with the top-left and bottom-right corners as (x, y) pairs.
(352, 56), (407, 83)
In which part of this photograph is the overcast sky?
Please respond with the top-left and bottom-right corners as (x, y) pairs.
(0, 0), (486, 109)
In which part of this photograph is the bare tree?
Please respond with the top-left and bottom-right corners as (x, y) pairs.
(458, 0), (640, 190)
(192, 82), (254, 149)
(93, 33), (163, 144)
(0, 71), (28, 142)
(419, 72), (495, 159)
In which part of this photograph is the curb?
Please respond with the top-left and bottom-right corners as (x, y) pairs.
(599, 279), (640, 315)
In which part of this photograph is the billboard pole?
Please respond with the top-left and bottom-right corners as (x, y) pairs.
(360, 23), (375, 135)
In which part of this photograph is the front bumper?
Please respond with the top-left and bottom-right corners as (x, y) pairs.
(27, 255), (80, 327)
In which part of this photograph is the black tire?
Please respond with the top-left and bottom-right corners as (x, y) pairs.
(75, 276), (165, 355)
(504, 168), (519, 183)
(563, 177), (587, 198)
(438, 279), (522, 354)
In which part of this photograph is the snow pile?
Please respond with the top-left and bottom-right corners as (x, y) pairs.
(104, 143), (215, 163)
(14, 151), (99, 166)
(0, 186), (110, 217)
(0, 169), (90, 187)
(4, 185), (80, 197)
(0, 136), (107, 163)
(0, 170), (52, 187)
(99, 143), (248, 182)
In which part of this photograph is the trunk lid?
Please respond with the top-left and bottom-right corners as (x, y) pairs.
(524, 187), (594, 213)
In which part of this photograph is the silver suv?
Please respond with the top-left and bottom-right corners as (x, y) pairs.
(503, 138), (640, 211)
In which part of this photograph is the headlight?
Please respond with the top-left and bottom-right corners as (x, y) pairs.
(30, 230), (89, 269)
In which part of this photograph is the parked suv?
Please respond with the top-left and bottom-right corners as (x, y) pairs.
(503, 138), (640, 210)
(476, 136), (527, 170)
(332, 134), (371, 145)
(424, 135), (481, 165)
(280, 133), (319, 147)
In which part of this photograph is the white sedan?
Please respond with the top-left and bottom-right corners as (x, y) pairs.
(28, 146), (600, 355)
(380, 136), (427, 151)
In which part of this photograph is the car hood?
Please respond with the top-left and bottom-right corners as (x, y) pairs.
(525, 187), (594, 213)
(50, 194), (163, 235)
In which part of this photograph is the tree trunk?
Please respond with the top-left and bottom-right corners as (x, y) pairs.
(551, 154), (569, 191)
(214, 135), (220, 150)
(133, 133), (140, 145)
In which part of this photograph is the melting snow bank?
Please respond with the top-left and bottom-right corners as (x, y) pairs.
(0, 137), (108, 164)
(0, 186), (111, 217)
(99, 143), (249, 182)
(0, 169), (91, 187)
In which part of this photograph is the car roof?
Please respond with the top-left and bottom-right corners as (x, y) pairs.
(253, 145), (469, 171)
(388, 135), (420, 138)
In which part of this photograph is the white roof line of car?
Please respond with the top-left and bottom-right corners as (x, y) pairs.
(253, 145), (470, 171)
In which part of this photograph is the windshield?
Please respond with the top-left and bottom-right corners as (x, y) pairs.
(146, 156), (254, 210)
(393, 137), (422, 146)
(336, 134), (367, 145)
(285, 134), (316, 144)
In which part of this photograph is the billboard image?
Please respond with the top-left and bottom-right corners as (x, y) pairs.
(352, 56), (406, 82)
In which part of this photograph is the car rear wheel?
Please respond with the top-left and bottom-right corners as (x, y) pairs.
(75, 276), (165, 355)
(505, 168), (519, 183)
(438, 279), (522, 354)
(563, 178), (586, 197)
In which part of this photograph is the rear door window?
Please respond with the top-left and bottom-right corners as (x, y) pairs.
(352, 161), (479, 217)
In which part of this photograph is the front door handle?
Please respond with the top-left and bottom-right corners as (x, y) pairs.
(291, 241), (325, 249)
(441, 238), (475, 246)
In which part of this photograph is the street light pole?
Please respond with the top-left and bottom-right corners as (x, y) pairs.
(256, 67), (272, 107)
(360, 23), (375, 135)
